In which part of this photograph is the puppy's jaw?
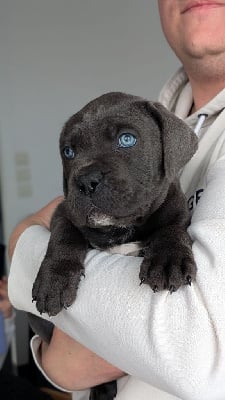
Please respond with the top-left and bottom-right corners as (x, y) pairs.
(83, 203), (135, 228)
(88, 213), (115, 227)
(87, 212), (136, 229)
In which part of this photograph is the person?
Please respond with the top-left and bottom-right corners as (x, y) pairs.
(7, 0), (225, 399)
(0, 276), (15, 370)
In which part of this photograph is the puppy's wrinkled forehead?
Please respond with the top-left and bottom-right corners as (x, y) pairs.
(80, 92), (141, 121)
(60, 92), (148, 142)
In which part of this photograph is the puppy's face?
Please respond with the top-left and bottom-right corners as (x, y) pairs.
(60, 92), (197, 228)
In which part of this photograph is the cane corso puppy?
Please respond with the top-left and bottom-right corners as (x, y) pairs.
(30, 92), (198, 400)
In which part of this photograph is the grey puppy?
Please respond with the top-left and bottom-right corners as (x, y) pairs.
(30, 92), (198, 400)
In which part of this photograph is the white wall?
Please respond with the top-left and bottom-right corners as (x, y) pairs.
(0, 0), (179, 365)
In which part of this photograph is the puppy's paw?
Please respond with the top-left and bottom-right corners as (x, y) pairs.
(139, 249), (196, 293)
(32, 258), (84, 316)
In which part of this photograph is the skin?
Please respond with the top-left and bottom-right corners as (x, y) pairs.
(8, 0), (225, 392)
(41, 329), (123, 391)
(0, 277), (13, 319)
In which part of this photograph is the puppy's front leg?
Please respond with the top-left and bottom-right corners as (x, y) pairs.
(32, 202), (88, 316)
(139, 227), (196, 293)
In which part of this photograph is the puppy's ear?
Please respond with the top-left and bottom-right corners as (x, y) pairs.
(147, 102), (198, 179)
(63, 172), (68, 197)
(59, 125), (69, 197)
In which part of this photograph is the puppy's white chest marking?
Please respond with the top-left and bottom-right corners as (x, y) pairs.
(108, 242), (141, 256)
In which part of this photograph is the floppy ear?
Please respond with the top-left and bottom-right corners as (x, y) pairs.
(59, 125), (69, 197)
(147, 102), (198, 179)
(63, 172), (68, 197)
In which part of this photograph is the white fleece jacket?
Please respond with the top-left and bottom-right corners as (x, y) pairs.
(8, 67), (225, 400)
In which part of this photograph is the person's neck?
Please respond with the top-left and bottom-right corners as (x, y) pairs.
(184, 64), (225, 113)
(189, 79), (224, 113)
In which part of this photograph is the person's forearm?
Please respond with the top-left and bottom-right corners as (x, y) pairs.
(40, 327), (124, 391)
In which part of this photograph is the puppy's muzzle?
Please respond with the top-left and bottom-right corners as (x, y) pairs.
(76, 170), (103, 196)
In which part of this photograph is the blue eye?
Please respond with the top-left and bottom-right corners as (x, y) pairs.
(63, 146), (75, 159)
(118, 132), (137, 148)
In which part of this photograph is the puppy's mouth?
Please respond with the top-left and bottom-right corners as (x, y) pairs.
(67, 173), (149, 227)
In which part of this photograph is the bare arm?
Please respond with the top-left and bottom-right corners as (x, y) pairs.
(41, 327), (124, 391)
(0, 276), (13, 318)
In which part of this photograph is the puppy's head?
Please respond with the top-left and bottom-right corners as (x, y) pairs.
(60, 92), (197, 228)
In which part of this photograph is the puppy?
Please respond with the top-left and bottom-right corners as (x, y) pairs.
(30, 92), (198, 399)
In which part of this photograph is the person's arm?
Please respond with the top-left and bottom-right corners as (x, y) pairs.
(0, 277), (15, 369)
(8, 197), (124, 390)
(41, 327), (123, 391)
(8, 156), (225, 399)
(0, 276), (13, 318)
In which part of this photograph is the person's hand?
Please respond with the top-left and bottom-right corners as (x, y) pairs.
(41, 327), (125, 391)
(28, 196), (64, 230)
(8, 196), (64, 261)
(0, 276), (13, 318)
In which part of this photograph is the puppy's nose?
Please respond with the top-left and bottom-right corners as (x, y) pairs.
(77, 171), (103, 196)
